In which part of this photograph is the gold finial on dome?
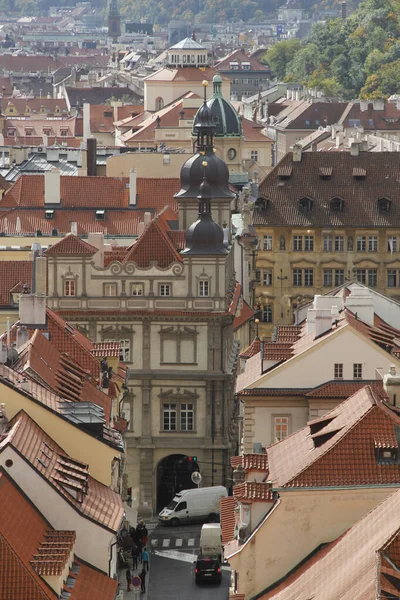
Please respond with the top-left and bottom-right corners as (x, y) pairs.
(202, 160), (208, 167)
(202, 80), (208, 87)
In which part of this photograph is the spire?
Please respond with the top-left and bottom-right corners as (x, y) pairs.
(198, 161), (212, 216)
(193, 80), (215, 153)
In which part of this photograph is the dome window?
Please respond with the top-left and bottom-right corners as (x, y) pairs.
(378, 196), (391, 213)
(299, 197), (313, 212)
(331, 197), (344, 212)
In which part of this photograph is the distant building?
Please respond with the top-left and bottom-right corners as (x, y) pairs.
(108, 0), (121, 42)
(214, 48), (270, 101)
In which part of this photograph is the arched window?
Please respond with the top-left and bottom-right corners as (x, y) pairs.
(155, 97), (164, 111)
(331, 197), (344, 212)
(298, 197), (313, 212)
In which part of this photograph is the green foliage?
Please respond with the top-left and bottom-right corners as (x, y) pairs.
(264, 0), (400, 99)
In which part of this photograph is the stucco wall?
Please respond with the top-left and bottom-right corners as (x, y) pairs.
(229, 486), (397, 598)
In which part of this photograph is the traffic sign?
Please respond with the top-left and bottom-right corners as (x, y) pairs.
(131, 575), (141, 588)
(191, 471), (202, 485)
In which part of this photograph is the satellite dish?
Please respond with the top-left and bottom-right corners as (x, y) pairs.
(191, 471), (202, 485)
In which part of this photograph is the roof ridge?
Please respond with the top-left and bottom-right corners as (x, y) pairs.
(45, 233), (98, 256)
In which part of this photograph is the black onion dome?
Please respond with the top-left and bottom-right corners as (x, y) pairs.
(193, 75), (242, 137)
(175, 151), (234, 200)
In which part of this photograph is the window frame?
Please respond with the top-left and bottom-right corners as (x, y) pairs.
(334, 363), (343, 379)
(161, 399), (196, 433)
(64, 279), (76, 297)
(334, 235), (344, 252)
(131, 283), (144, 296)
(323, 235), (333, 252)
(304, 268), (314, 287)
(293, 235), (302, 252)
(387, 269), (397, 288)
(104, 282), (117, 297)
(272, 415), (290, 443)
(199, 279), (210, 297)
(323, 269), (333, 287)
(356, 236), (366, 252)
(263, 269), (273, 286)
(353, 363), (363, 379)
(159, 283), (172, 297)
(293, 268), (302, 287)
(263, 235), (273, 251)
(304, 235), (314, 251)
(368, 235), (378, 252)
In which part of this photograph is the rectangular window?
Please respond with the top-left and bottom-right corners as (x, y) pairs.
(368, 269), (377, 287)
(263, 269), (273, 286)
(334, 269), (345, 286)
(293, 235), (302, 251)
(368, 236), (378, 252)
(304, 235), (314, 251)
(293, 269), (302, 286)
(163, 403), (177, 431)
(250, 150), (258, 161)
(104, 283), (117, 296)
(353, 363), (362, 379)
(262, 306), (273, 322)
(356, 269), (366, 284)
(263, 235), (273, 250)
(131, 283), (144, 296)
(323, 235), (332, 251)
(356, 236), (366, 252)
(334, 236), (344, 251)
(64, 280), (75, 296)
(273, 416), (289, 442)
(159, 284), (171, 297)
(199, 280), (209, 297)
(334, 363), (343, 379)
(180, 403), (194, 431)
(323, 269), (332, 287)
(387, 269), (397, 287)
(388, 236), (398, 253)
(304, 269), (314, 286)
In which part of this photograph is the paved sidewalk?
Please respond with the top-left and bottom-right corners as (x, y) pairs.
(117, 558), (150, 599)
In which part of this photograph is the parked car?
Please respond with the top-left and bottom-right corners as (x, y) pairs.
(158, 486), (227, 526)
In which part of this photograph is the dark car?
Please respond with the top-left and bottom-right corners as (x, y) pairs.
(194, 555), (222, 585)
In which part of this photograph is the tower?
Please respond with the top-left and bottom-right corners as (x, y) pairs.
(108, 0), (121, 42)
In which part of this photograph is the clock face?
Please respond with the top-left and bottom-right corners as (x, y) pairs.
(228, 148), (236, 160)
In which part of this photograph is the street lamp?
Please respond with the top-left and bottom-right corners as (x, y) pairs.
(277, 269), (288, 319)
(254, 318), (260, 338)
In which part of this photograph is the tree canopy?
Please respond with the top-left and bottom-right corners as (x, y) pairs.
(263, 0), (400, 99)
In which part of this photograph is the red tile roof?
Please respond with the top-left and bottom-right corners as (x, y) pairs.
(31, 531), (75, 576)
(144, 66), (228, 82)
(260, 488), (400, 600)
(0, 54), (60, 72)
(221, 496), (236, 544)
(231, 453), (268, 472)
(256, 151), (400, 228)
(215, 48), (268, 71)
(240, 337), (261, 359)
(0, 260), (32, 307)
(306, 380), (387, 399)
(0, 471), (118, 600)
(267, 386), (400, 488)
(234, 482), (274, 502)
(342, 101), (400, 131)
(1, 174), (180, 213)
(2, 411), (124, 532)
(3, 97), (68, 116)
(123, 210), (182, 267)
(89, 104), (142, 133)
(45, 234), (98, 256)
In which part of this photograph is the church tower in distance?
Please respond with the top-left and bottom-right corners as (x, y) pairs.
(108, 0), (121, 42)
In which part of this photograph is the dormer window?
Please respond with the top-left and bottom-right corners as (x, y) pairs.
(375, 446), (399, 464)
(45, 209), (54, 219)
(43, 128), (51, 136)
(331, 197), (344, 212)
(278, 166), (292, 180)
(104, 110), (113, 117)
(299, 197), (313, 212)
(255, 197), (269, 211)
(378, 196), (391, 213)
(25, 128), (33, 136)
(95, 210), (105, 220)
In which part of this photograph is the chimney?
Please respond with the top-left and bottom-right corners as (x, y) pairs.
(315, 309), (333, 337)
(87, 137), (97, 176)
(144, 211), (151, 225)
(359, 99), (368, 112)
(129, 169), (137, 206)
(44, 169), (61, 204)
(16, 326), (29, 349)
(350, 142), (360, 157)
(372, 99), (384, 111)
(87, 232), (104, 268)
(70, 222), (78, 236)
(138, 221), (145, 237)
(19, 295), (46, 326)
(383, 365), (400, 407)
(83, 102), (91, 139)
(292, 143), (302, 162)
(345, 286), (374, 326)
(34, 256), (47, 296)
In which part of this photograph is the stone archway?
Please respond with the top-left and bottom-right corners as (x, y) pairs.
(156, 454), (200, 513)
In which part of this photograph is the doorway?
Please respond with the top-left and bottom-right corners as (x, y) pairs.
(156, 454), (200, 513)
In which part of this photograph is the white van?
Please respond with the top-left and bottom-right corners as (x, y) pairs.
(158, 486), (227, 526)
(200, 523), (223, 561)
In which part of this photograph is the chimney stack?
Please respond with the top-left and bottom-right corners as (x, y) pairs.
(87, 232), (104, 268)
(144, 211), (151, 225)
(87, 137), (97, 176)
(138, 221), (145, 237)
(383, 365), (400, 407)
(345, 286), (374, 326)
(70, 222), (78, 236)
(129, 169), (137, 206)
(292, 143), (302, 162)
(16, 326), (29, 349)
(350, 142), (360, 157)
(44, 169), (61, 205)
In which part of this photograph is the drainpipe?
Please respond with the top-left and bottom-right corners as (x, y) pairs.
(108, 540), (117, 578)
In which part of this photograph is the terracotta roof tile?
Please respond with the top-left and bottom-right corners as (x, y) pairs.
(215, 48), (268, 71)
(256, 151), (400, 228)
(221, 496), (236, 544)
(0, 260), (32, 307)
(45, 234), (98, 255)
(91, 341), (121, 357)
(239, 337), (261, 359)
(306, 380), (387, 399)
(167, 229), (186, 250)
(89, 104), (141, 133)
(238, 387), (310, 396)
(4, 97), (68, 116)
(260, 488), (400, 600)
(267, 386), (400, 488)
(234, 482), (274, 502)
(123, 211), (182, 267)
(2, 411), (124, 532)
(144, 66), (228, 83)
(231, 453), (269, 472)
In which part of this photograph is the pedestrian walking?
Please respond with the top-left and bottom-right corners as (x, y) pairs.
(126, 567), (132, 592)
(131, 543), (139, 570)
(140, 567), (146, 593)
(142, 547), (149, 571)
(137, 538), (143, 563)
(141, 523), (148, 546)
